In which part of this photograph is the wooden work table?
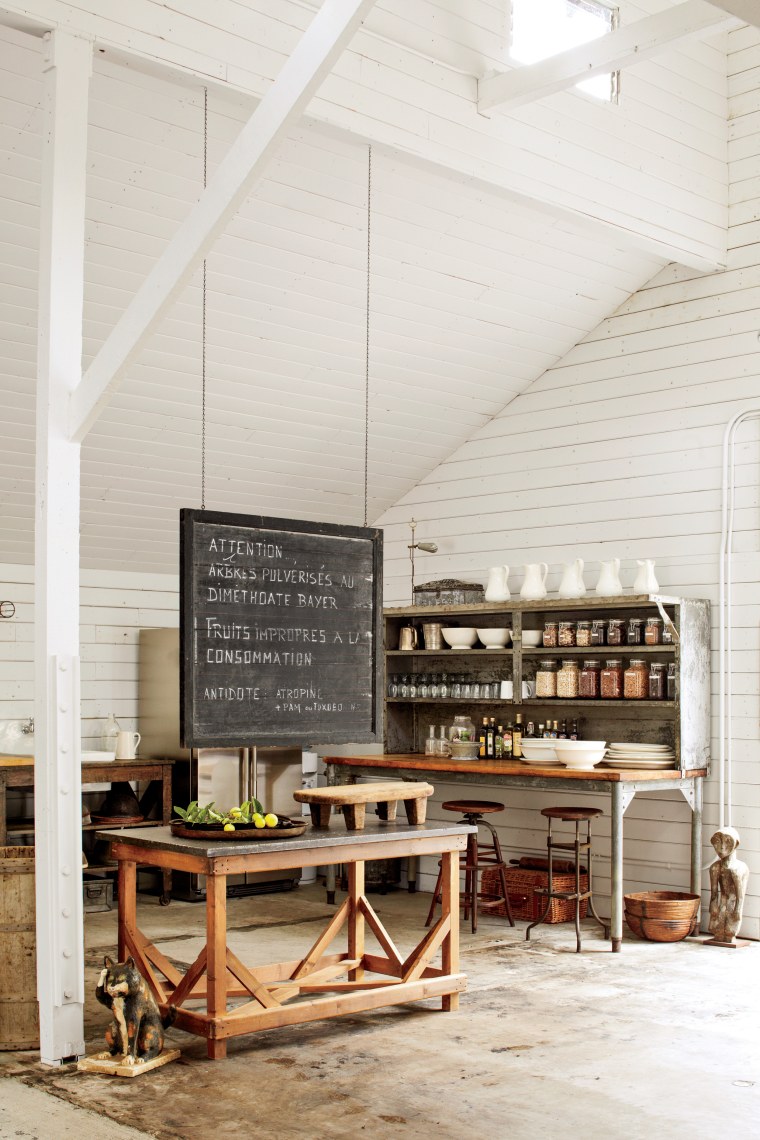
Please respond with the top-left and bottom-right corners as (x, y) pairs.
(98, 819), (474, 1059)
(324, 754), (708, 952)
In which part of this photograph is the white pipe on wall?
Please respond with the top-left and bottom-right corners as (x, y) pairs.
(719, 407), (760, 830)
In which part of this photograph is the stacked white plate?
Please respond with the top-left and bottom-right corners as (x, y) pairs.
(604, 743), (676, 769)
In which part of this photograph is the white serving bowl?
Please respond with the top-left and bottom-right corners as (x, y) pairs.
(509, 629), (542, 648)
(554, 743), (606, 769)
(476, 627), (510, 649)
(81, 750), (116, 763)
(552, 739), (606, 751)
(442, 627), (478, 649)
(519, 740), (557, 762)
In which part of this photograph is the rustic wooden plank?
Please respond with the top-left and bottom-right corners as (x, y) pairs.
(291, 899), (350, 980)
(440, 849), (460, 1012)
(267, 958), (361, 1004)
(165, 946), (207, 1008)
(206, 874), (227, 1060)
(293, 781), (434, 805)
(225, 947), (280, 1010)
(347, 863), (365, 982)
(358, 896), (404, 971)
(402, 915), (450, 983)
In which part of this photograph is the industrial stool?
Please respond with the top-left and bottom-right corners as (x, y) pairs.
(526, 806), (609, 953)
(425, 800), (515, 933)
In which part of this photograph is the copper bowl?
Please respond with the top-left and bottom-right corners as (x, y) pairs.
(623, 891), (700, 942)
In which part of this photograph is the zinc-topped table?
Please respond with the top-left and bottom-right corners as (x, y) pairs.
(98, 819), (474, 1059)
(323, 755), (708, 952)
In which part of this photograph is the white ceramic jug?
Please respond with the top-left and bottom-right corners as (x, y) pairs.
(484, 565), (510, 602)
(558, 558), (585, 599)
(520, 562), (548, 601)
(595, 557), (622, 597)
(633, 559), (659, 594)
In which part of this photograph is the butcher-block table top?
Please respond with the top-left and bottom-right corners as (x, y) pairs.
(322, 753), (708, 781)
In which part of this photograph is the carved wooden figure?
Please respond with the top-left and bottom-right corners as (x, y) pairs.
(96, 956), (174, 1063)
(707, 827), (749, 946)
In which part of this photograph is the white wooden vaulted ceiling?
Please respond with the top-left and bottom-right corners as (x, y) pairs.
(0, 20), (670, 573)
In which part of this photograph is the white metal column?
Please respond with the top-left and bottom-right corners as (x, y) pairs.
(34, 28), (92, 1065)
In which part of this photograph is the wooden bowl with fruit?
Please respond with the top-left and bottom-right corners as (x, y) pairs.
(171, 799), (306, 841)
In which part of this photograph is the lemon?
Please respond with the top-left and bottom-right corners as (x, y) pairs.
(223, 823), (235, 832)
(229, 807), (242, 818)
(264, 813), (279, 828)
(253, 813), (266, 829)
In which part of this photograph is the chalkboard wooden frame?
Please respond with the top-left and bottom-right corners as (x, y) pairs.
(180, 509), (383, 748)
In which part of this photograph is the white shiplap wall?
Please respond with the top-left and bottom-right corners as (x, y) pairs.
(377, 25), (760, 939)
(0, 562), (178, 741)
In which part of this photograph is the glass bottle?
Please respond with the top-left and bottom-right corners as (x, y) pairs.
(512, 714), (524, 759)
(437, 724), (450, 756)
(478, 716), (489, 758)
(417, 672), (429, 699)
(102, 712), (120, 753)
(623, 659), (649, 699)
(600, 659), (624, 699)
(502, 724), (513, 759)
(557, 659), (580, 698)
(425, 725), (437, 755)
(408, 674), (417, 699)
(438, 673), (450, 700)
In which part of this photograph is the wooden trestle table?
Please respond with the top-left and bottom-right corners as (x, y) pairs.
(98, 819), (474, 1059)
(323, 755), (709, 952)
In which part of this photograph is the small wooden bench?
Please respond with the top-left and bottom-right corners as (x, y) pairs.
(293, 781), (434, 831)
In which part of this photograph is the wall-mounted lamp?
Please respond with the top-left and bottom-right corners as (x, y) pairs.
(408, 519), (438, 602)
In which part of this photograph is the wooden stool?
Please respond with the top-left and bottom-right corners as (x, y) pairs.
(426, 800), (515, 933)
(526, 806), (610, 953)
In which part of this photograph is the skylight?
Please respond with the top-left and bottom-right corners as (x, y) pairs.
(510, 0), (619, 103)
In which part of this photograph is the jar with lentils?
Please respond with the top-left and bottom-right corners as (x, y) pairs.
(607, 618), (625, 646)
(623, 659), (649, 699)
(557, 659), (580, 699)
(627, 618), (644, 646)
(644, 617), (663, 645)
(575, 620), (592, 647)
(648, 662), (667, 700)
(601, 659), (624, 699)
(535, 659), (558, 698)
(590, 619), (607, 646)
(543, 621), (559, 648)
(579, 659), (601, 699)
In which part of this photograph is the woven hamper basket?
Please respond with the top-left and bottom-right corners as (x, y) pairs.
(482, 862), (589, 924)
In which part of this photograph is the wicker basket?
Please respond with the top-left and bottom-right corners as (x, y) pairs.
(623, 891), (700, 942)
(482, 864), (588, 924)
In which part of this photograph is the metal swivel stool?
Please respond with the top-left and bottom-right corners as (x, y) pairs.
(526, 806), (609, 953)
(425, 800), (515, 933)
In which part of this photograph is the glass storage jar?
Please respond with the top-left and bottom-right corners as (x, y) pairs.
(579, 659), (601, 699)
(590, 619), (607, 646)
(557, 659), (580, 699)
(449, 714), (476, 743)
(644, 617), (663, 645)
(623, 659), (649, 699)
(575, 620), (592, 647)
(543, 621), (559, 648)
(601, 659), (624, 699)
(667, 661), (676, 700)
(607, 618), (625, 646)
(648, 662), (667, 700)
(535, 659), (558, 698)
(558, 621), (576, 647)
(627, 618), (644, 646)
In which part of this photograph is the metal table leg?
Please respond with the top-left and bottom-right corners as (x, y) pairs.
(610, 783), (624, 952)
(690, 777), (703, 933)
(325, 762), (337, 904)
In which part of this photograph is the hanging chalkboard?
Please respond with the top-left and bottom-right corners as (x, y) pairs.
(180, 510), (383, 747)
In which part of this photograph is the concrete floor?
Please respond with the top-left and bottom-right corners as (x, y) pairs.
(1, 884), (758, 1140)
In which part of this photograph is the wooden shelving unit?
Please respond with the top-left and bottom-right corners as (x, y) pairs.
(383, 594), (710, 772)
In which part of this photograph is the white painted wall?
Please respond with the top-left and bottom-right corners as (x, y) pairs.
(377, 24), (760, 939)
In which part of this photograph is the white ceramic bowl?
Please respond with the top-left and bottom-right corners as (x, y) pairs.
(519, 740), (557, 761)
(442, 627), (478, 649)
(476, 627), (510, 649)
(552, 739), (606, 751)
(82, 750), (116, 763)
(449, 740), (480, 760)
(554, 743), (606, 769)
(509, 629), (542, 648)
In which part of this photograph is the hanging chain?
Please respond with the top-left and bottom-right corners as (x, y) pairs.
(364, 145), (371, 528)
(201, 87), (208, 511)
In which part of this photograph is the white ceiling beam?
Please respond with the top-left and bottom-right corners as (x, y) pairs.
(69, 0), (377, 443)
(478, 0), (740, 114)
(709, 1), (760, 29)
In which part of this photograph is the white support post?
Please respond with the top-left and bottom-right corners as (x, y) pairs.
(34, 28), (93, 1065)
(69, 0), (378, 442)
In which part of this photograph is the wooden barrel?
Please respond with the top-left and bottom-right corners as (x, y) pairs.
(0, 846), (38, 1049)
